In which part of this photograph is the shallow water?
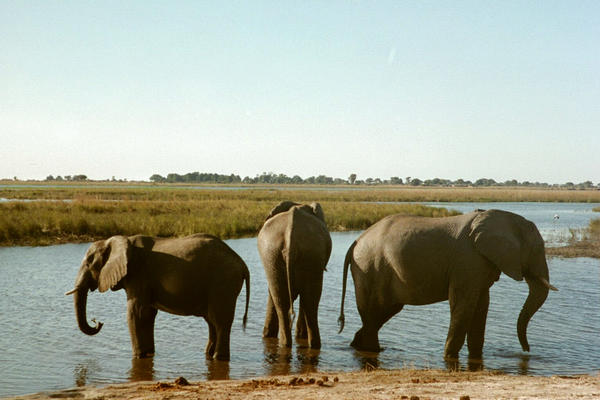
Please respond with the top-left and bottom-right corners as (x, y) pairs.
(0, 202), (598, 397)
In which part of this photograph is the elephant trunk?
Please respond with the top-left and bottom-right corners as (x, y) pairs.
(71, 268), (103, 336)
(517, 277), (549, 352)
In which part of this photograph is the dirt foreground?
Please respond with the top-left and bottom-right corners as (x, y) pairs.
(9, 369), (600, 400)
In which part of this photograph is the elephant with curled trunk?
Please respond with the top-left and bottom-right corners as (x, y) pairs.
(258, 201), (332, 349)
(65, 233), (250, 361)
(338, 209), (557, 361)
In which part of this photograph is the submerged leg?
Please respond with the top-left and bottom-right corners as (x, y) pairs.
(127, 300), (158, 358)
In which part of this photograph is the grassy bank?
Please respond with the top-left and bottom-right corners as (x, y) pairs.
(2, 185), (599, 248)
(2, 185), (600, 203)
(546, 217), (600, 258)
(0, 198), (458, 246)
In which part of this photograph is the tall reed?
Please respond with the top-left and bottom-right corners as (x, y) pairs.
(0, 199), (458, 246)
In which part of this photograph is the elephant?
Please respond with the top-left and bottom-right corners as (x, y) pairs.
(258, 201), (332, 349)
(65, 233), (250, 361)
(338, 209), (557, 361)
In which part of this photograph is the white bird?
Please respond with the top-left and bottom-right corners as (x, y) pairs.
(553, 214), (559, 220)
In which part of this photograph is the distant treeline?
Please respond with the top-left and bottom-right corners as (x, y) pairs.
(30, 172), (596, 189)
(140, 172), (597, 189)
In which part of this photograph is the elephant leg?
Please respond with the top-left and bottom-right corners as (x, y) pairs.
(297, 272), (323, 349)
(351, 302), (403, 352)
(205, 320), (217, 359)
(444, 288), (480, 360)
(274, 297), (293, 348)
(214, 323), (233, 361)
(265, 279), (293, 347)
(467, 289), (490, 361)
(295, 305), (307, 340)
(207, 291), (237, 361)
(351, 278), (402, 352)
(263, 293), (279, 338)
(127, 299), (158, 358)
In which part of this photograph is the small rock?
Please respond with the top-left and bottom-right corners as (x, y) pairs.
(410, 396), (420, 400)
(289, 377), (298, 386)
(460, 396), (471, 400)
(297, 378), (304, 384)
(411, 378), (420, 384)
(333, 376), (339, 382)
(322, 376), (329, 382)
(309, 378), (315, 384)
(317, 380), (324, 386)
(174, 376), (189, 386)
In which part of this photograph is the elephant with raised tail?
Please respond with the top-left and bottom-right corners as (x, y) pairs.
(65, 233), (250, 361)
(258, 201), (332, 349)
(338, 209), (557, 361)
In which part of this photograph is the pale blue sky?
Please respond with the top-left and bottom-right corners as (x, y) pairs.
(2, 1), (599, 183)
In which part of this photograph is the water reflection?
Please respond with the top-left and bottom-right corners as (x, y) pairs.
(74, 364), (89, 387)
(263, 338), (292, 376)
(73, 360), (101, 387)
(467, 359), (485, 372)
(261, 337), (321, 376)
(295, 347), (320, 374)
(353, 350), (380, 371)
(206, 359), (230, 380)
(129, 357), (155, 382)
(518, 354), (531, 375)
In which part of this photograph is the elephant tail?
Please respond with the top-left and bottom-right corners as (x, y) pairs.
(338, 241), (356, 334)
(242, 267), (250, 332)
(285, 211), (297, 331)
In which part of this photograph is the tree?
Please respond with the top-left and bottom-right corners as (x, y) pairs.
(45, 175), (54, 181)
(348, 173), (357, 185)
(149, 174), (165, 183)
(390, 176), (403, 185)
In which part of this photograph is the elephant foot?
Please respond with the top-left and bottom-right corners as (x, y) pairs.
(350, 329), (382, 353)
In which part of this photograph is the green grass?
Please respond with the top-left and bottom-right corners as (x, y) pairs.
(0, 198), (459, 246)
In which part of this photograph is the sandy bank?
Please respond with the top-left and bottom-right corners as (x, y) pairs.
(8, 369), (599, 400)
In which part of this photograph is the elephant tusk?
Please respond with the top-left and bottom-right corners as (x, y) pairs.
(64, 288), (78, 295)
(539, 277), (558, 291)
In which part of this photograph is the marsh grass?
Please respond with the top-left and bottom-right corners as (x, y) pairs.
(546, 217), (600, 258)
(0, 198), (459, 246)
(2, 185), (600, 203)
(2, 184), (598, 247)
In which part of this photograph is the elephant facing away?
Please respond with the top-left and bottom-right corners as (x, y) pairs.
(65, 233), (250, 361)
(258, 201), (332, 349)
(338, 209), (557, 361)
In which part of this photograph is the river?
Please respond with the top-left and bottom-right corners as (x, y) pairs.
(0, 202), (598, 397)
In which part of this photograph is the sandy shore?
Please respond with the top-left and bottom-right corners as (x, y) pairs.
(8, 369), (599, 400)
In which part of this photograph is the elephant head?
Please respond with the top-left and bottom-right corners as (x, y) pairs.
(469, 210), (557, 351)
(265, 201), (326, 223)
(65, 236), (131, 335)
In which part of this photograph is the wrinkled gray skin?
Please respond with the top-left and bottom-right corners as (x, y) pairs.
(258, 201), (332, 349)
(338, 209), (557, 361)
(66, 233), (250, 361)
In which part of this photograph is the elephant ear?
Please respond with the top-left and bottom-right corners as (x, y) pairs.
(98, 236), (131, 292)
(469, 210), (524, 281)
(310, 202), (325, 222)
(265, 201), (300, 221)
